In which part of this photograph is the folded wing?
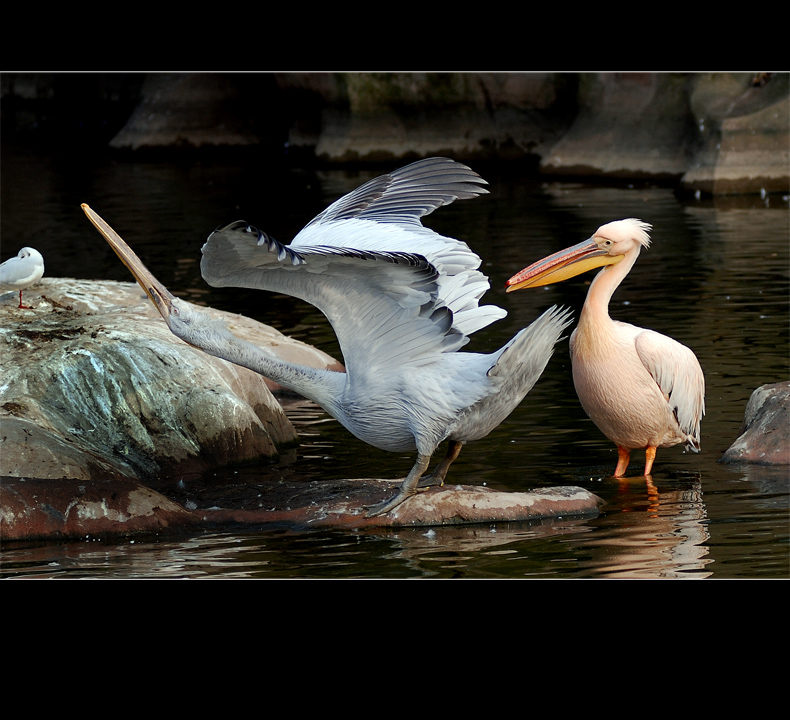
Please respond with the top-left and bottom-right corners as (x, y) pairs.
(635, 329), (706, 449)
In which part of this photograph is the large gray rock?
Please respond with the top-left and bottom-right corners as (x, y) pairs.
(681, 73), (790, 195)
(540, 72), (789, 194)
(297, 72), (574, 164)
(539, 73), (699, 180)
(0, 277), (343, 482)
(109, 73), (261, 151)
(720, 381), (790, 465)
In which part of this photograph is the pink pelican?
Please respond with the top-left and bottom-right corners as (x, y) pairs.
(506, 219), (705, 477)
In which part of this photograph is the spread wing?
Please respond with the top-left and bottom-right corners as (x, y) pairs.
(200, 158), (506, 380)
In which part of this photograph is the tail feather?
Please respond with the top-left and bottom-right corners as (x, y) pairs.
(488, 305), (573, 379)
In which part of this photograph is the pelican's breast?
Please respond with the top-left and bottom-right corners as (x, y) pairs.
(570, 319), (675, 450)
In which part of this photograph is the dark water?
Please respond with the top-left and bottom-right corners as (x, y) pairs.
(2, 145), (788, 579)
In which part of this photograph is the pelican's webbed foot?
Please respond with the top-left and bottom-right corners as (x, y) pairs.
(366, 488), (419, 517)
(417, 474), (444, 488)
(366, 442), (466, 517)
(366, 453), (431, 518)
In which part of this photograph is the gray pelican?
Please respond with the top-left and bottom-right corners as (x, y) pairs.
(506, 218), (704, 477)
(0, 247), (45, 309)
(83, 157), (571, 516)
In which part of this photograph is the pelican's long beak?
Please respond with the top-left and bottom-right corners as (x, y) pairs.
(81, 204), (177, 323)
(505, 237), (624, 292)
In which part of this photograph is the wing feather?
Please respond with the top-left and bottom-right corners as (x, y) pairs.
(201, 158), (506, 379)
(201, 222), (466, 377)
(302, 156), (490, 230)
(635, 330), (706, 449)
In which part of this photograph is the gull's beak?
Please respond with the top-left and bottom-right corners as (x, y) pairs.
(505, 237), (624, 292)
(81, 204), (176, 323)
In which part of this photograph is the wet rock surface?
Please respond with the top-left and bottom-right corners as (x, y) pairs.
(720, 381), (790, 465)
(1, 278), (333, 482)
(0, 474), (602, 542)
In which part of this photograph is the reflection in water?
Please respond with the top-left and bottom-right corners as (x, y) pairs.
(2, 468), (785, 579)
(582, 475), (713, 579)
(0, 147), (787, 579)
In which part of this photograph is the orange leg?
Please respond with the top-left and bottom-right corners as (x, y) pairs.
(614, 446), (630, 477)
(644, 446), (657, 475)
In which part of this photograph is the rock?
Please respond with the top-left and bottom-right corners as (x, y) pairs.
(0, 277), (342, 482)
(720, 381), (790, 465)
(352, 482), (603, 528)
(108, 74), (263, 151)
(277, 71), (788, 195)
(197, 482), (603, 532)
(0, 476), (198, 541)
(539, 73), (699, 181)
(0, 475), (602, 541)
(297, 72), (574, 164)
(4, 72), (786, 195)
(681, 73), (790, 195)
